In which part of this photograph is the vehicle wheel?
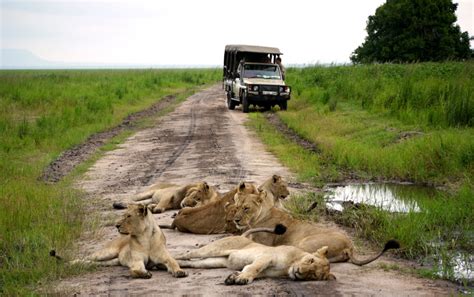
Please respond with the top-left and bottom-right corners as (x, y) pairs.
(227, 92), (236, 110)
(279, 100), (287, 111)
(242, 92), (249, 113)
(262, 104), (271, 111)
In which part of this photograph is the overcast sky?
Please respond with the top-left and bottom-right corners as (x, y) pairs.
(1, 0), (473, 66)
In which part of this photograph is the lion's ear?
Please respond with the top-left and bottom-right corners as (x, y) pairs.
(272, 175), (280, 183)
(203, 182), (209, 191)
(137, 204), (148, 217)
(315, 246), (329, 258)
(327, 273), (336, 280)
(238, 181), (246, 192)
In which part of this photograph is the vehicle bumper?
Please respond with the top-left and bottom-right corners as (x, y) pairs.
(247, 91), (290, 103)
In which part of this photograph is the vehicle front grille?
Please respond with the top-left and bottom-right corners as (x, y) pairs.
(260, 85), (279, 92)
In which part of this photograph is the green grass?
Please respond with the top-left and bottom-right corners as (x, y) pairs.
(281, 62), (474, 186)
(0, 68), (220, 295)
(247, 62), (473, 284)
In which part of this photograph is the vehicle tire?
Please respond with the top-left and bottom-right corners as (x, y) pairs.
(227, 92), (236, 110)
(242, 92), (250, 113)
(279, 100), (287, 111)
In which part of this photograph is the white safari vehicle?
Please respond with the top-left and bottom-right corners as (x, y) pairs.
(223, 45), (290, 112)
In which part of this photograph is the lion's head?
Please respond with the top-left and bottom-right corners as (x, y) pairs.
(180, 182), (216, 208)
(115, 204), (149, 235)
(223, 182), (259, 233)
(233, 189), (273, 230)
(289, 246), (336, 281)
(259, 175), (290, 201)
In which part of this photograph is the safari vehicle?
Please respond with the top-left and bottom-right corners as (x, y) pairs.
(223, 45), (290, 112)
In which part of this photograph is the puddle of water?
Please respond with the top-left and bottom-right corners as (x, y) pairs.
(435, 252), (473, 285)
(323, 183), (436, 212)
(323, 182), (473, 286)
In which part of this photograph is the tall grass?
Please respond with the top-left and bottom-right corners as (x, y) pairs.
(281, 62), (474, 186)
(0, 68), (220, 295)
(288, 62), (474, 127)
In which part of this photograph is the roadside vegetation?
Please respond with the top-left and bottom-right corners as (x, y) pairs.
(0, 68), (219, 295)
(248, 62), (473, 285)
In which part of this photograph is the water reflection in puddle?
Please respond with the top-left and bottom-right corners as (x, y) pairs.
(323, 183), (473, 285)
(323, 183), (435, 212)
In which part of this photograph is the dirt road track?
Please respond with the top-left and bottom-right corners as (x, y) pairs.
(57, 85), (455, 296)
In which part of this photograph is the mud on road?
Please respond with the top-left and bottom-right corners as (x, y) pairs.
(56, 85), (455, 296)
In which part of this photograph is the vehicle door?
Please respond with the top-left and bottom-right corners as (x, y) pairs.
(232, 63), (243, 98)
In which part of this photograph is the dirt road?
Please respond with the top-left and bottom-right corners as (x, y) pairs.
(57, 85), (455, 295)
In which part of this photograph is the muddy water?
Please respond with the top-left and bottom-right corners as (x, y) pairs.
(324, 183), (473, 286)
(323, 183), (435, 212)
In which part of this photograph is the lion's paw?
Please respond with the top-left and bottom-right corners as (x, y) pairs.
(172, 269), (188, 278)
(224, 272), (239, 285)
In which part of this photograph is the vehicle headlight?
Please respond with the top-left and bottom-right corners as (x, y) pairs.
(253, 85), (259, 91)
(280, 86), (290, 93)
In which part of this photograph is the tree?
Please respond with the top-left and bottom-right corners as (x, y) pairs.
(351, 0), (471, 63)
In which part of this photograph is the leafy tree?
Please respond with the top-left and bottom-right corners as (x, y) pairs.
(351, 0), (471, 63)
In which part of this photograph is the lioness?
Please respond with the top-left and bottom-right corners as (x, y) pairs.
(113, 182), (218, 213)
(258, 174), (290, 208)
(163, 182), (258, 234)
(164, 175), (290, 234)
(52, 204), (187, 278)
(175, 226), (335, 285)
(232, 191), (400, 265)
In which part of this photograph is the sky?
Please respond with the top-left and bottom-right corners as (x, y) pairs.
(1, 0), (473, 67)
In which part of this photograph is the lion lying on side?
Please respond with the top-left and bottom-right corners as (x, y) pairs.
(162, 182), (258, 234)
(174, 225), (335, 285)
(232, 191), (400, 265)
(163, 175), (290, 234)
(113, 181), (219, 213)
(51, 204), (187, 279)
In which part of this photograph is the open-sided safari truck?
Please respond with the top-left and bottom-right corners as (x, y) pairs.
(223, 45), (290, 112)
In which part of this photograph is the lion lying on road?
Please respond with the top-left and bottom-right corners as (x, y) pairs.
(174, 225), (335, 285)
(51, 204), (187, 279)
(163, 181), (258, 234)
(232, 190), (400, 265)
(113, 182), (219, 213)
(163, 175), (290, 234)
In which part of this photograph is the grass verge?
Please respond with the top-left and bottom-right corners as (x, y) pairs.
(0, 68), (219, 295)
(246, 62), (473, 285)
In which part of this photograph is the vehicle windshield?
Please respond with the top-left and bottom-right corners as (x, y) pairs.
(242, 64), (281, 79)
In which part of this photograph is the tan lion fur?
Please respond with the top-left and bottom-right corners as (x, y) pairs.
(174, 228), (335, 285)
(113, 182), (218, 213)
(168, 175), (290, 234)
(232, 191), (398, 265)
(68, 204), (187, 278)
(169, 182), (258, 234)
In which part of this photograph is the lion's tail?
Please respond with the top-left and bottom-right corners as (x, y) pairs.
(49, 250), (64, 261)
(241, 224), (287, 238)
(349, 240), (400, 266)
(112, 201), (128, 210)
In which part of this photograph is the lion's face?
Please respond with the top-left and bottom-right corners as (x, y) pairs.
(115, 204), (149, 235)
(233, 190), (271, 230)
(180, 182), (213, 208)
(268, 175), (290, 200)
(289, 247), (336, 281)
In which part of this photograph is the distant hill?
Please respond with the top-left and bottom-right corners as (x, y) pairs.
(0, 49), (219, 69)
(0, 49), (61, 69)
